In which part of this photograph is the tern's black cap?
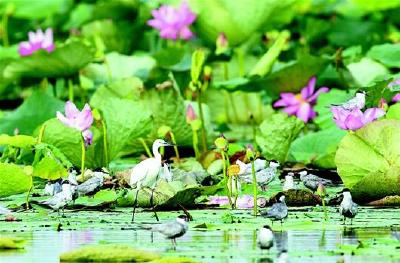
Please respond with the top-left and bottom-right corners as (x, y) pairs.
(178, 215), (189, 222)
(342, 188), (351, 193)
(262, 225), (272, 230)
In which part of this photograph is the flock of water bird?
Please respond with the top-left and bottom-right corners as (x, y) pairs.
(0, 92), (366, 255)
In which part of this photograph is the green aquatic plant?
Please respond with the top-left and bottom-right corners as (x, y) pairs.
(317, 183), (328, 221)
(189, 49), (208, 153)
(246, 145), (258, 216)
(214, 135), (232, 207)
(186, 104), (201, 159)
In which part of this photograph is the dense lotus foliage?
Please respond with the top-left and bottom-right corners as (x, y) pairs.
(1, 0), (400, 262)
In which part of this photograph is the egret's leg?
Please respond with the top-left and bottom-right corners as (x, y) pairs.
(343, 217), (346, 225)
(131, 189), (140, 222)
(350, 218), (353, 225)
(150, 187), (159, 221)
(172, 239), (177, 250)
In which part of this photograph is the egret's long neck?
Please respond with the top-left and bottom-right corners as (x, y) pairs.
(152, 144), (162, 161)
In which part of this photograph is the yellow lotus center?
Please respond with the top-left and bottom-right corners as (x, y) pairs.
(295, 94), (306, 104)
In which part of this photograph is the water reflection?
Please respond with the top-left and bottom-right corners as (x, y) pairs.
(0, 228), (397, 263)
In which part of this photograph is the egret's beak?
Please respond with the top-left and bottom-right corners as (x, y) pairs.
(164, 143), (176, 147)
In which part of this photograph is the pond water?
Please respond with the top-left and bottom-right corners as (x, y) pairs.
(1, 208), (399, 262)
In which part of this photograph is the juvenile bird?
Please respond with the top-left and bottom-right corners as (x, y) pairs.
(339, 188), (358, 225)
(40, 181), (77, 215)
(261, 193), (288, 225)
(0, 205), (11, 215)
(44, 181), (62, 196)
(331, 91), (366, 110)
(237, 160), (279, 190)
(140, 215), (189, 249)
(76, 172), (105, 196)
(257, 225), (274, 250)
(282, 173), (295, 191)
(299, 171), (332, 193)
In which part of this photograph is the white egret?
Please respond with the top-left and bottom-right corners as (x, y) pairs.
(129, 139), (173, 222)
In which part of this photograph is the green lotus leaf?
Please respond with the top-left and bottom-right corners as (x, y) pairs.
(335, 119), (400, 202)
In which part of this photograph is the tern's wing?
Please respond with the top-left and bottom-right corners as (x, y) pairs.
(0, 205), (11, 215)
(152, 221), (184, 238)
(350, 203), (358, 216)
(266, 203), (287, 218)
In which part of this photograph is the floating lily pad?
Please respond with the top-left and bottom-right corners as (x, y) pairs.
(74, 190), (118, 208)
(335, 119), (400, 202)
(59, 245), (160, 262)
(0, 237), (26, 250)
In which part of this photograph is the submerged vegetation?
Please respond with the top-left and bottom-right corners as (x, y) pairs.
(1, 0), (400, 262)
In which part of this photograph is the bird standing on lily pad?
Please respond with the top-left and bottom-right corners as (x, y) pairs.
(339, 188), (358, 225)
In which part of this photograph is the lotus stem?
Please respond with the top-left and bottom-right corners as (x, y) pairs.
(26, 185), (32, 210)
(1, 10), (9, 47)
(251, 160), (257, 216)
(68, 79), (74, 102)
(139, 138), (152, 157)
(81, 136), (86, 181)
(101, 119), (109, 166)
(169, 131), (180, 162)
(234, 175), (239, 208)
(197, 90), (208, 153)
(38, 124), (46, 144)
(222, 62), (239, 123)
(192, 129), (200, 159)
(322, 197), (327, 221)
(221, 151), (232, 208)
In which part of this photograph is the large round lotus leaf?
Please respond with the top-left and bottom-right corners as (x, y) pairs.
(0, 163), (32, 198)
(4, 41), (94, 79)
(335, 119), (400, 202)
(189, 0), (294, 45)
(42, 119), (105, 169)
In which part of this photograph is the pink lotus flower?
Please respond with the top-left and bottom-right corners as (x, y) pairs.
(331, 107), (385, 131)
(186, 104), (197, 123)
(393, 94), (400, 103)
(208, 195), (255, 209)
(273, 77), (329, 122)
(56, 101), (94, 146)
(147, 2), (196, 40)
(18, 28), (55, 57)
